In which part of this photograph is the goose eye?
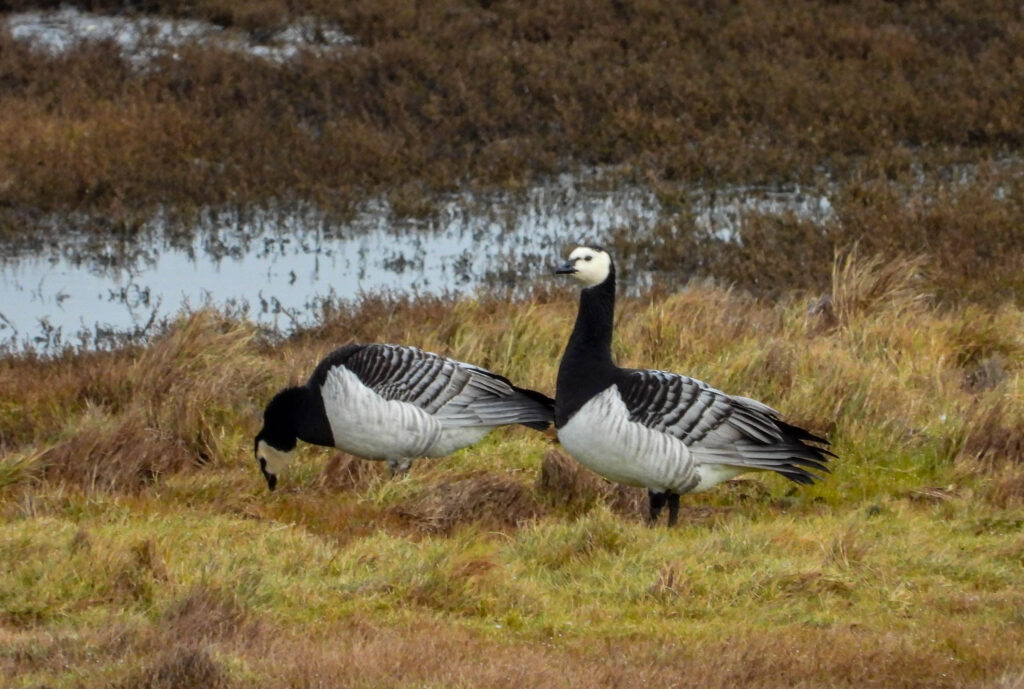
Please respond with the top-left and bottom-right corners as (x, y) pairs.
(584, 255), (593, 261)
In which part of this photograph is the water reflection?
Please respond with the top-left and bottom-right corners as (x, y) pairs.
(0, 179), (833, 354)
(691, 185), (834, 242)
(6, 7), (354, 66)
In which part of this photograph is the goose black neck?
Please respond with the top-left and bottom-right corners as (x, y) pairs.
(262, 385), (333, 449)
(569, 275), (616, 363)
(555, 270), (618, 426)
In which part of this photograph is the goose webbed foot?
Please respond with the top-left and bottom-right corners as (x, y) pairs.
(648, 490), (681, 527)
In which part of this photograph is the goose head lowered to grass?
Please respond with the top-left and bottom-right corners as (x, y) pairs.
(255, 343), (554, 490)
(554, 245), (833, 526)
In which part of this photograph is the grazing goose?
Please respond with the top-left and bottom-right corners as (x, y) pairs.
(255, 343), (554, 490)
(554, 246), (832, 525)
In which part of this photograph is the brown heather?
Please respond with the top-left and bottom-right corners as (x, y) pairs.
(2, 1), (1024, 299)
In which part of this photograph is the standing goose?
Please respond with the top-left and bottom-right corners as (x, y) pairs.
(554, 246), (832, 526)
(255, 343), (554, 490)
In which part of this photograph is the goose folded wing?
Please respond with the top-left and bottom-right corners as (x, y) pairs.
(346, 345), (553, 428)
(616, 368), (832, 482)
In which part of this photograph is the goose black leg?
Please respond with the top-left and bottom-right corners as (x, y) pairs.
(386, 457), (413, 475)
(648, 490), (667, 524)
(666, 493), (680, 527)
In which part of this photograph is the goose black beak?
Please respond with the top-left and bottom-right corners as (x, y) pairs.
(555, 260), (578, 275)
(259, 458), (277, 491)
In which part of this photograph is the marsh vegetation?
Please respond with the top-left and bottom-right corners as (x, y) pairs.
(3, 0), (1024, 316)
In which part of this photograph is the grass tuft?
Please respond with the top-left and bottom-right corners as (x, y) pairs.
(396, 472), (541, 535)
(40, 411), (195, 494)
(537, 448), (646, 521)
(810, 249), (929, 331)
(536, 448), (606, 513)
(163, 586), (253, 643)
(117, 646), (233, 689)
(319, 451), (388, 492)
(960, 400), (1024, 470)
(0, 449), (45, 491)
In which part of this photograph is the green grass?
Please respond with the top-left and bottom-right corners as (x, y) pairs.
(1, 255), (1023, 686)
(3, 470), (1023, 686)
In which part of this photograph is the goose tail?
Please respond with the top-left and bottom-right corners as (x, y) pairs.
(511, 386), (556, 430)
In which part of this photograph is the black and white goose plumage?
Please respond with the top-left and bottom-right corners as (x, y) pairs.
(254, 343), (554, 490)
(554, 246), (833, 525)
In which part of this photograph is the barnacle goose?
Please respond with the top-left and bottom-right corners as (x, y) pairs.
(554, 246), (833, 525)
(254, 343), (554, 490)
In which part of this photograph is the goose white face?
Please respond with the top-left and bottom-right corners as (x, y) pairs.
(557, 246), (612, 287)
(256, 439), (295, 490)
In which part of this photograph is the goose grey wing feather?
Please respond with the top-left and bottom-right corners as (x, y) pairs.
(616, 369), (741, 443)
(344, 344), (553, 428)
(615, 368), (832, 482)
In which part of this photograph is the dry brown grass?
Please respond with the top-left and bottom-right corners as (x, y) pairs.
(9, 612), (1020, 689)
(117, 647), (234, 689)
(537, 448), (645, 520)
(0, 348), (130, 450)
(986, 469), (1024, 509)
(217, 619), (1024, 689)
(957, 399), (1024, 508)
(959, 400), (1024, 469)
(318, 451), (388, 491)
(536, 447), (607, 511)
(396, 471), (541, 534)
(822, 250), (929, 329)
(162, 585), (259, 644)
(2, 311), (272, 491)
(126, 310), (271, 460)
(40, 411), (194, 493)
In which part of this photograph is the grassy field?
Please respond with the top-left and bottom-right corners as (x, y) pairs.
(2, 255), (1023, 687)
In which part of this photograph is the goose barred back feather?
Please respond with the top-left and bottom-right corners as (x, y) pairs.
(315, 344), (552, 430)
(617, 369), (830, 484)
